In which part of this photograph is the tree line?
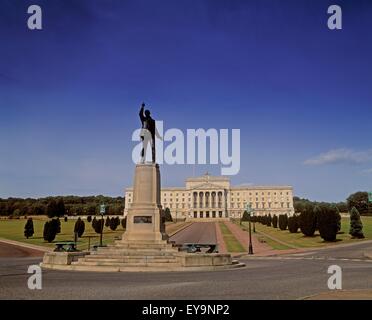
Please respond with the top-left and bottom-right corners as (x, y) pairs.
(0, 195), (125, 217)
(244, 204), (365, 242)
(293, 191), (372, 216)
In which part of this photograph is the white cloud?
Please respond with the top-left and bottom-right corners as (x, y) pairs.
(304, 148), (372, 166)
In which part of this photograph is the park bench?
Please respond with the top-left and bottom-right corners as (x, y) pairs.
(180, 243), (218, 253)
(258, 237), (266, 243)
(54, 242), (77, 252)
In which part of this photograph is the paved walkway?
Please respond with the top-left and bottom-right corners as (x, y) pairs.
(223, 221), (302, 256)
(169, 222), (217, 245)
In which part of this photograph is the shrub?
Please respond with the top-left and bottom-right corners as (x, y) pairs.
(109, 217), (120, 231)
(242, 211), (251, 221)
(272, 215), (278, 228)
(74, 217), (85, 238)
(288, 215), (299, 233)
(299, 203), (317, 236)
(316, 204), (340, 242)
(164, 208), (173, 222)
(349, 207), (365, 239)
(87, 215), (92, 223)
(105, 217), (111, 227)
(43, 220), (58, 243)
(267, 214), (272, 227)
(278, 214), (288, 230)
(64, 216), (68, 222)
(24, 218), (34, 239)
(92, 218), (104, 234)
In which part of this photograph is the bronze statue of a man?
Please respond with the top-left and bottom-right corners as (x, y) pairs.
(139, 103), (162, 163)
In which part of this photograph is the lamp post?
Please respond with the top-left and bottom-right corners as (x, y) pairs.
(252, 209), (256, 233)
(245, 203), (254, 255)
(99, 203), (106, 247)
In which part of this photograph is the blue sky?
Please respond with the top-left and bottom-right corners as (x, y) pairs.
(1, 0), (371, 202)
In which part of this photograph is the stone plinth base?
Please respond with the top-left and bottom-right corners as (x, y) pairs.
(41, 240), (244, 272)
(41, 251), (88, 267)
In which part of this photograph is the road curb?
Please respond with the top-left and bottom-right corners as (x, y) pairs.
(168, 222), (193, 237)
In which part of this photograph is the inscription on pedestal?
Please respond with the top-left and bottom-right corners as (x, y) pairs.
(133, 216), (152, 224)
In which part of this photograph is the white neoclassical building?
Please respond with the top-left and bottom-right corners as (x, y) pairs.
(124, 173), (294, 220)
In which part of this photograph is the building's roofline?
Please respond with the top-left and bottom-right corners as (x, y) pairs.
(186, 176), (230, 182)
(125, 185), (293, 192)
(230, 186), (293, 190)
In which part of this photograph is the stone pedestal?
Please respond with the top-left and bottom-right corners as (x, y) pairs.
(122, 163), (167, 243)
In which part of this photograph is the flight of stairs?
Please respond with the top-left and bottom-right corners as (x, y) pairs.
(71, 240), (184, 272)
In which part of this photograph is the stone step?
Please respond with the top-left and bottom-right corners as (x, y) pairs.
(81, 257), (178, 264)
(91, 251), (177, 258)
(108, 243), (175, 250)
(84, 254), (178, 260)
(93, 248), (178, 255)
(73, 260), (181, 267)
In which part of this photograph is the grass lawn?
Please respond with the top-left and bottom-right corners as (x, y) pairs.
(0, 218), (187, 251)
(219, 222), (245, 252)
(242, 217), (372, 249)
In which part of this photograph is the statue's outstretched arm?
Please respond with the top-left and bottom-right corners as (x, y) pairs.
(139, 103), (145, 122)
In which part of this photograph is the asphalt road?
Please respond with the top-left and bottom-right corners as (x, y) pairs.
(1, 240), (372, 300)
(169, 222), (216, 245)
(0, 242), (44, 258)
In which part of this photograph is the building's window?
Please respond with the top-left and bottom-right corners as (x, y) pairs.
(268, 202), (271, 208)
(164, 193), (166, 196)
(268, 192), (271, 195)
(237, 193), (240, 196)
(170, 204), (173, 208)
(182, 204), (185, 208)
(256, 197), (258, 201)
(287, 202), (290, 208)
(261, 198), (264, 201)
(200, 211), (204, 218)
(212, 211), (216, 218)
(262, 202), (265, 209)
(176, 204), (179, 209)
(256, 192), (258, 196)
(281, 202), (284, 208)
(182, 198), (184, 202)
(206, 211), (210, 218)
(176, 198), (178, 202)
(170, 198), (173, 202)
(256, 202), (259, 209)
(194, 211), (197, 218)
